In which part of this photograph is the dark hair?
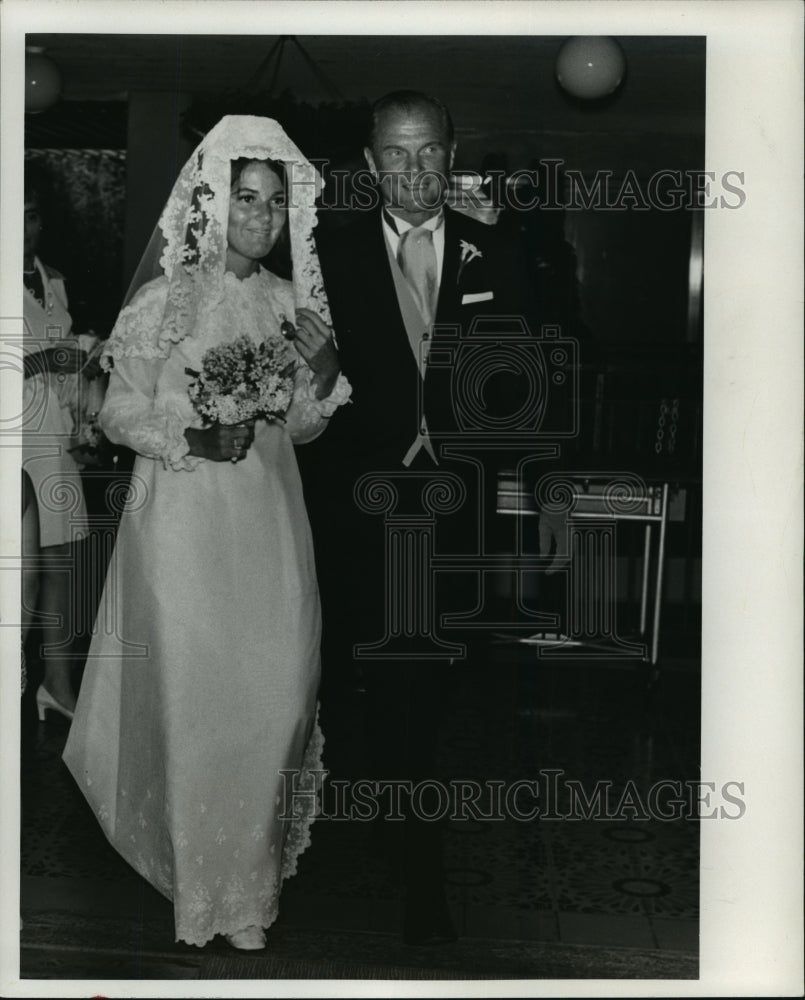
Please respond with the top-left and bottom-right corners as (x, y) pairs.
(230, 156), (285, 191)
(367, 90), (454, 151)
(229, 157), (291, 279)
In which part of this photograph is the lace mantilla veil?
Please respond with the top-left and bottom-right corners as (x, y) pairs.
(105, 115), (332, 365)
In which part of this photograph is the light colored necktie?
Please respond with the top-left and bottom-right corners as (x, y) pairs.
(396, 226), (438, 328)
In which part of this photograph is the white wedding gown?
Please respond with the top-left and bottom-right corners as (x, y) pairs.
(64, 267), (346, 946)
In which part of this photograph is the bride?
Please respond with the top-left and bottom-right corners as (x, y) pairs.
(63, 116), (351, 950)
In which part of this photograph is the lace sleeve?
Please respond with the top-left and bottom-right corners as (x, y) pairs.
(283, 363), (352, 445)
(99, 280), (201, 470)
(102, 279), (171, 367)
(99, 358), (200, 470)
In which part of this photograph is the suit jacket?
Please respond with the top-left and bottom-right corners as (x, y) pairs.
(305, 206), (535, 478)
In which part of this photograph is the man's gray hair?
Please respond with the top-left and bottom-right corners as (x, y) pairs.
(367, 90), (455, 150)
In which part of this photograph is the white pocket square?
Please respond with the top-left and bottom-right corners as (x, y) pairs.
(461, 291), (494, 304)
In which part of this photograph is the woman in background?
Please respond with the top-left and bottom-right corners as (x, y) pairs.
(22, 166), (100, 719)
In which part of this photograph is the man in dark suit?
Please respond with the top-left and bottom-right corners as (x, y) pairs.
(300, 90), (534, 944)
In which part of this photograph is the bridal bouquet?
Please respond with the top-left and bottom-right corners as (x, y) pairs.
(185, 335), (295, 425)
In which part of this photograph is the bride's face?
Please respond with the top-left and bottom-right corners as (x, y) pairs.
(226, 161), (287, 278)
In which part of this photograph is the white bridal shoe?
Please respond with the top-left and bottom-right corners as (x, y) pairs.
(224, 925), (266, 951)
(35, 685), (75, 722)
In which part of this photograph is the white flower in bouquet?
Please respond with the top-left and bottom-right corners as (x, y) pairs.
(185, 335), (295, 426)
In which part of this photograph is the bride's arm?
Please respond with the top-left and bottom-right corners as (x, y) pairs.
(99, 354), (202, 469)
(282, 307), (351, 444)
(98, 281), (202, 470)
(283, 361), (351, 445)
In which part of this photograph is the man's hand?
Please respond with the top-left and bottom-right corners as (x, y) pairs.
(185, 420), (256, 462)
(289, 308), (341, 400)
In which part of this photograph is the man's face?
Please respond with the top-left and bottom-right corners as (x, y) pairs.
(364, 104), (456, 225)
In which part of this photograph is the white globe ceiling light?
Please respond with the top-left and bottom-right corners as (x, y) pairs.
(25, 46), (62, 113)
(556, 36), (626, 100)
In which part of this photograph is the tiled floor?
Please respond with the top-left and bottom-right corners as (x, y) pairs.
(19, 638), (700, 980)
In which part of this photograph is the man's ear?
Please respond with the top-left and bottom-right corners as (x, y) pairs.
(449, 143), (457, 172)
(364, 146), (378, 179)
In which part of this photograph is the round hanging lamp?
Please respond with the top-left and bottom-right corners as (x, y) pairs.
(25, 47), (62, 113)
(556, 37), (625, 100)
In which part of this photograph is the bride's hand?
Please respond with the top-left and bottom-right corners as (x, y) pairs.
(290, 308), (340, 400)
(185, 421), (255, 462)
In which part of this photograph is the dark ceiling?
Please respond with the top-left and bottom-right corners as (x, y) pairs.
(25, 33), (705, 169)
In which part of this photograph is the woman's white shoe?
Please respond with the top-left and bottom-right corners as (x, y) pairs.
(35, 684), (75, 722)
(224, 925), (266, 951)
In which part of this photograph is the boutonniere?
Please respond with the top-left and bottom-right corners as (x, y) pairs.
(457, 240), (482, 283)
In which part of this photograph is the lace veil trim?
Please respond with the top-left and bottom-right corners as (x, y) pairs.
(105, 115), (331, 365)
